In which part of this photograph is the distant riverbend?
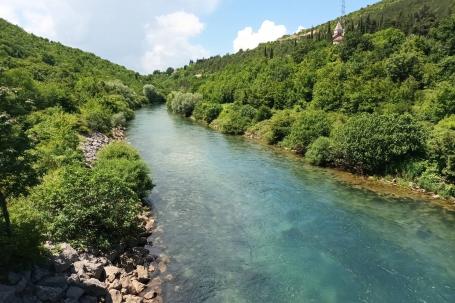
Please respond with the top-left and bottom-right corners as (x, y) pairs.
(128, 105), (455, 303)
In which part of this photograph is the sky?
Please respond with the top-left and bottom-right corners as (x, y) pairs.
(0, 0), (379, 74)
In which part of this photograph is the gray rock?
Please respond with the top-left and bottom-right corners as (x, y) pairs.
(144, 290), (158, 300)
(104, 266), (121, 283)
(36, 285), (65, 302)
(136, 266), (149, 284)
(74, 260), (104, 280)
(79, 295), (98, 303)
(66, 273), (80, 285)
(37, 275), (68, 288)
(80, 278), (106, 296)
(59, 244), (79, 261)
(32, 266), (51, 283)
(130, 280), (145, 295)
(108, 289), (122, 303)
(0, 284), (17, 302)
(14, 278), (28, 294)
(21, 295), (40, 303)
(124, 295), (143, 303)
(66, 286), (85, 300)
(53, 244), (78, 273)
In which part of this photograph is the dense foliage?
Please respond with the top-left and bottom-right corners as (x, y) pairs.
(152, 0), (455, 198)
(0, 19), (155, 270)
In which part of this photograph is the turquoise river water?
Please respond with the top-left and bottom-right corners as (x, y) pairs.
(127, 105), (455, 303)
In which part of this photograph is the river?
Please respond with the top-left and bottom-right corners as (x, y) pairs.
(127, 105), (455, 303)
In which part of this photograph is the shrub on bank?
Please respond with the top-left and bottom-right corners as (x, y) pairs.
(95, 142), (153, 198)
(332, 113), (426, 174)
(305, 136), (334, 166)
(167, 92), (202, 117)
(143, 84), (165, 103)
(281, 110), (331, 154)
(30, 165), (143, 251)
(211, 103), (257, 135)
(0, 198), (44, 272)
(246, 109), (296, 145)
(193, 102), (222, 123)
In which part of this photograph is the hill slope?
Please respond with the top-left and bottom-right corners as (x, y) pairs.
(152, 0), (455, 200)
(0, 18), (158, 270)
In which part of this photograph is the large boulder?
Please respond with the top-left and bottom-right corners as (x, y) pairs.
(136, 266), (149, 283)
(124, 295), (143, 303)
(54, 243), (79, 273)
(130, 280), (145, 295)
(79, 295), (98, 303)
(108, 289), (123, 303)
(73, 259), (104, 280)
(0, 284), (17, 302)
(104, 266), (121, 283)
(66, 286), (85, 301)
(80, 278), (106, 297)
(36, 285), (65, 302)
(32, 265), (51, 283)
(37, 275), (68, 289)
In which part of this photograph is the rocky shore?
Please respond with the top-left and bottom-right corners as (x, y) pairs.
(0, 210), (167, 303)
(81, 127), (126, 167)
(0, 130), (168, 303)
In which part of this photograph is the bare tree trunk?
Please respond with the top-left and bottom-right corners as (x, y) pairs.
(0, 191), (11, 237)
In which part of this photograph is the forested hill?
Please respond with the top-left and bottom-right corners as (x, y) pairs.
(153, 0), (455, 199)
(0, 18), (163, 270)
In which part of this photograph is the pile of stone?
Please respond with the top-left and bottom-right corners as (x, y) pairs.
(81, 127), (126, 167)
(1, 211), (167, 303)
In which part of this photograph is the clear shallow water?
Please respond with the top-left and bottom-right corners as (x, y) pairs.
(127, 105), (455, 303)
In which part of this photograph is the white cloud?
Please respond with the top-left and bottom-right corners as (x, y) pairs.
(156, 0), (221, 14)
(233, 20), (287, 52)
(0, 0), (219, 72)
(295, 25), (306, 33)
(0, 0), (86, 40)
(141, 11), (209, 72)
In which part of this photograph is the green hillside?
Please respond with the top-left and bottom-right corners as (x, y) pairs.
(152, 0), (455, 199)
(0, 19), (160, 270)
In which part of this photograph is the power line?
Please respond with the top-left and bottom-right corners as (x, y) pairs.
(342, 0), (346, 17)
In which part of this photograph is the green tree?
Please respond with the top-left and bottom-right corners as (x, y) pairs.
(282, 110), (331, 154)
(143, 84), (165, 103)
(0, 88), (36, 236)
(333, 113), (425, 173)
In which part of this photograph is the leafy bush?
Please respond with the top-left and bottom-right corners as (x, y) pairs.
(246, 110), (296, 145)
(333, 113), (426, 174)
(81, 98), (113, 132)
(255, 105), (273, 122)
(0, 198), (44, 271)
(30, 165), (143, 251)
(417, 166), (455, 198)
(143, 84), (165, 103)
(193, 102), (222, 123)
(211, 103), (257, 135)
(95, 142), (152, 198)
(305, 137), (334, 166)
(427, 115), (455, 180)
(26, 107), (83, 174)
(167, 92), (202, 117)
(282, 110), (331, 154)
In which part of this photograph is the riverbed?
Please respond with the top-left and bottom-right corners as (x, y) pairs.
(127, 105), (455, 303)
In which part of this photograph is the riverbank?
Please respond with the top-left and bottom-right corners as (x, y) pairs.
(189, 113), (455, 210)
(1, 129), (167, 303)
(245, 132), (455, 211)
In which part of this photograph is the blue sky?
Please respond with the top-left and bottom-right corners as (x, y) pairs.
(0, 0), (378, 73)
